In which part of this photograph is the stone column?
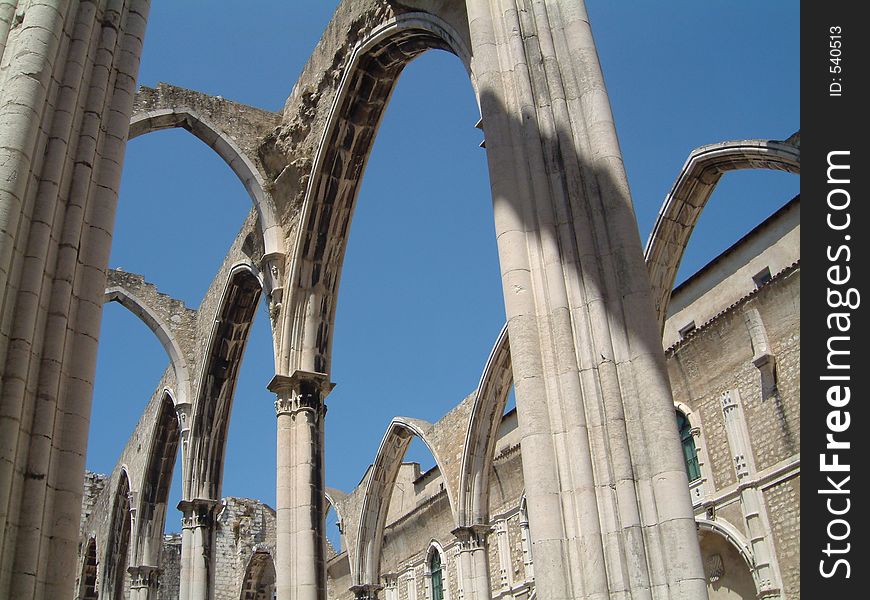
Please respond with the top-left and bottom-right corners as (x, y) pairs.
(464, 0), (708, 597)
(177, 501), (194, 600)
(177, 498), (217, 600)
(128, 565), (161, 600)
(453, 526), (492, 600)
(269, 371), (332, 600)
(720, 391), (782, 598)
(0, 2), (150, 598)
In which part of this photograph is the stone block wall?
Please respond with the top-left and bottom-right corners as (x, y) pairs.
(158, 534), (182, 600)
(666, 264), (801, 599)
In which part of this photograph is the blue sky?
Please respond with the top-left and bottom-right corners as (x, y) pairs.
(87, 1), (799, 536)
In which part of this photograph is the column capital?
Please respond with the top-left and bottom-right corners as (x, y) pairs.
(452, 524), (490, 551)
(128, 564), (160, 590)
(177, 498), (218, 529)
(350, 583), (384, 599)
(269, 370), (334, 416)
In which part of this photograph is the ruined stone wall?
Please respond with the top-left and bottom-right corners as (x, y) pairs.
(80, 472), (108, 539)
(212, 498), (278, 600)
(158, 534), (182, 600)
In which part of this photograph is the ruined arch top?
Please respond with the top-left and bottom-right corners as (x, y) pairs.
(104, 269), (198, 407)
(129, 84), (284, 255)
(644, 135), (800, 327)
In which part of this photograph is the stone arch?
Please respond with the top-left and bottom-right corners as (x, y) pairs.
(77, 537), (98, 600)
(101, 469), (132, 599)
(129, 103), (281, 255)
(644, 136), (800, 328)
(186, 263), (263, 502)
(240, 550), (277, 600)
(458, 324), (512, 526)
(696, 518), (759, 599)
(104, 285), (192, 406)
(133, 390), (181, 567)
(353, 417), (458, 590)
(324, 487), (348, 554)
(279, 11), (473, 375)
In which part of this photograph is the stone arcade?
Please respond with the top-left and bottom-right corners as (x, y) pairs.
(0, 2), (799, 600)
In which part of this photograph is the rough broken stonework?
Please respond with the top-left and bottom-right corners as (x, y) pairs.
(0, 2), (799, 600)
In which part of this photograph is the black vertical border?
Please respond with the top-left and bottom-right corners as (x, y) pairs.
(803, 2), (868, 596)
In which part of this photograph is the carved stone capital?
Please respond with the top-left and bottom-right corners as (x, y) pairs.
(269, 370), (334, 417)
(350, 584), (383, 599)
(128, 564), (160, 589)
(177, 498), (218, 529)
(452, 525), (490, 551)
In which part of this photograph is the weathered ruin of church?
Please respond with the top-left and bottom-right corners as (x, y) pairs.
(0, 2), (800, 600)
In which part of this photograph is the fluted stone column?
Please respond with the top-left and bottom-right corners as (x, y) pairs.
(269, 371), (332, 600)
(128, 565), (160, 600)
(178, 499), (216, 600)
(0, 2), (150, 598)
(177, 501), (194, 600)
(464, 0), (708, 597)
(453, 526), (492, 600)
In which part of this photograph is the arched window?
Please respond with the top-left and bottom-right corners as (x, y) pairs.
(676, 411), (701, 482)
(429, 549), (444, 600)
(79, 538), (98, 600)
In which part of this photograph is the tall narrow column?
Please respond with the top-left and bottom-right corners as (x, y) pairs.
(453, 526), (492, 600)
(178, 498), (216, 600)
(464, 0), (708, 597)
(269, 371), (332, 600)
(177, 501), (194, 600)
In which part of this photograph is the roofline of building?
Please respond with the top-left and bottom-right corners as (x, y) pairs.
(670, 194), (799, 298)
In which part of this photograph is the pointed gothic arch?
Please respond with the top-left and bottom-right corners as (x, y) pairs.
(129, 103), (281, 256)
(103, 285), (193, 407)
(278, 12), (473, 375)
(186, 263), (264, 502)
(644, 136), (800, 328)
(133, 390), (181, 567)
(101, 469), (132, 599)
(240, 550), (277, 600)
(78, 538), (99, 600)
(458, 324), (512, 527)
(353, 417), (458, 591)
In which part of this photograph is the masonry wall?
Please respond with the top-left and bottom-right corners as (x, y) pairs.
(667, 265), (801, 598)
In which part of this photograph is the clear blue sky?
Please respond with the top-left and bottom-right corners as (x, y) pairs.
(87, 1), (799, 537)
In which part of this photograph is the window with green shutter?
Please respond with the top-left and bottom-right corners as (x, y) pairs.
(677, 410), (701, 482)
(430, 550), (444, 600)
